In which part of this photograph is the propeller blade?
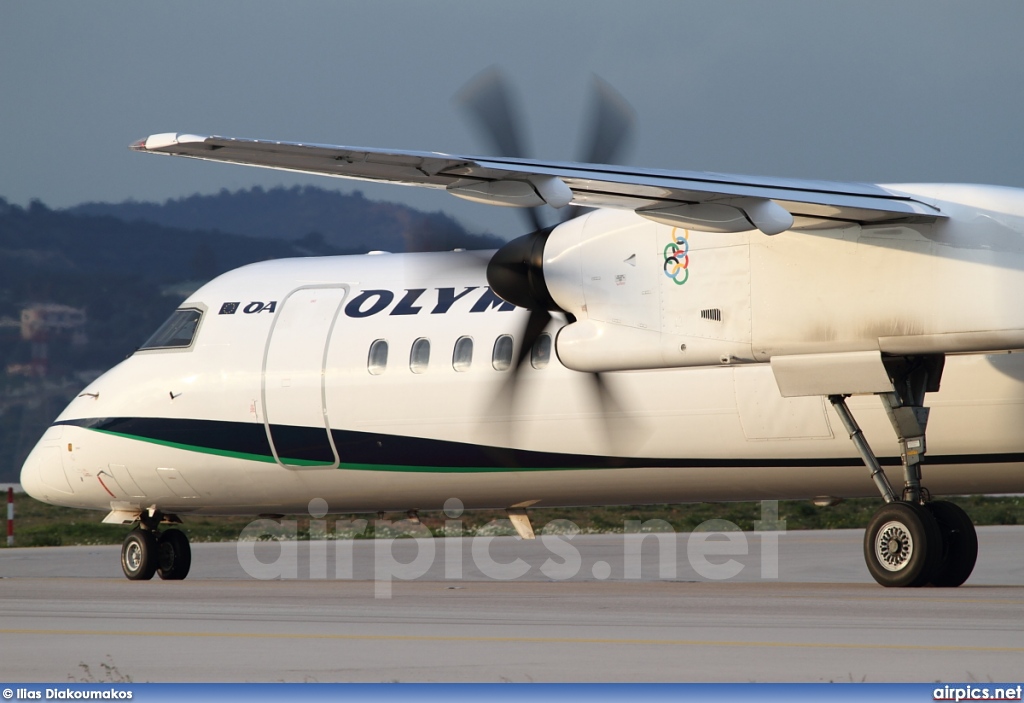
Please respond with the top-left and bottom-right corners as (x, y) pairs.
(514, 306), (553, 374)
(456, 66), (545, 233)
(560, 76), (636, 224)
(588, 370), (647, 456)
(523, 202), (544, 234)
(491, 307), (552, 411)
(590, 371), (624, 428)
(460, 69), (640, 450)
(577, 75), (636, 166)
(455, 66), (528, 160)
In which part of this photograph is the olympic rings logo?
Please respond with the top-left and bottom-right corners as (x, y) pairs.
(663, 228), (690, 285)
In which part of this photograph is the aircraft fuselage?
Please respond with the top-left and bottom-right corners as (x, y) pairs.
(20, 213), (1024, 517)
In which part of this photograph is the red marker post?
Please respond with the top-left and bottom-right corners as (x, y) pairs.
(6, 487), (13, 547)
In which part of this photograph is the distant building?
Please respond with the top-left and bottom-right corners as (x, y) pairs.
(6, 304), (88, 377)
(21, 304), (87, 342)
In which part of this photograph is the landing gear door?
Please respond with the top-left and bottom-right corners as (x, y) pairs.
(262, 285), (349, 468)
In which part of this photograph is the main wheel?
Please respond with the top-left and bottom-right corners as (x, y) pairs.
(864, 502), (943, 587)
(121, 528), (158, 580)
(924, 501), (978, 587)
(156, 528), (192, 581)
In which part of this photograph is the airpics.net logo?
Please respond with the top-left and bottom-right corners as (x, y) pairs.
(235, 499), (787, 598)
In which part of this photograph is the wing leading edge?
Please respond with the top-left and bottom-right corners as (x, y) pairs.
(131, 133), (944, 234)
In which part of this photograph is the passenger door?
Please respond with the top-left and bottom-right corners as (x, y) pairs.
(262, 285), (349, 468)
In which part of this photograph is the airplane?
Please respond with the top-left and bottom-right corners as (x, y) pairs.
(18, 76), (1024, 588)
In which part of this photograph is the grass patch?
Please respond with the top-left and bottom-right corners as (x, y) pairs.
(3, 493), (1023, 547)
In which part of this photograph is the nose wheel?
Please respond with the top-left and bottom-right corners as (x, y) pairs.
(121, 528), (158, 580)
(155, 528), (192, 580)
(120, 516), (191, 580)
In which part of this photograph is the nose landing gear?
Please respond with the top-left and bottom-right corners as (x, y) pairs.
(829, 355), (978, 588)
(119, 509), (191, 581)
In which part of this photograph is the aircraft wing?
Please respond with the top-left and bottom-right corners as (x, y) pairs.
(132, 133), (944, 234)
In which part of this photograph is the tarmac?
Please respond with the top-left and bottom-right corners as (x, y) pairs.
(1, 527), (1022, 682)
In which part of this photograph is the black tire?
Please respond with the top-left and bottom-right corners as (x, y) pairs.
(924, 501), (978, 587)
(156, 528), (192, 581)
(121, 529), (158, 581)
(863, 502), (943, 587)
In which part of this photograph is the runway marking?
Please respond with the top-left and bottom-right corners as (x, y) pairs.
(2, 628), (1022, 653)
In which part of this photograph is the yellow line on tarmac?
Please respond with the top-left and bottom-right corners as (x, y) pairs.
(1, 628), (1022, 653)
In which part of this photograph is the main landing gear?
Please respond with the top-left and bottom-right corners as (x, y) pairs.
(120, 509), (191, 581)
(829, 355), (978, 588)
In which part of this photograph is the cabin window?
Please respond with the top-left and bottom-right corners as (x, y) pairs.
(367, 339), (388, 375)
(531, 333), (552, 369)
(410, 337), (430, 374)
(492, 334), (514, 371)
(138, 308), (203, 351)
(453, 336), (474, 372)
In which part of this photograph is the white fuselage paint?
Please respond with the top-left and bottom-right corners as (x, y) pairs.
(20, 201), (1024, 517)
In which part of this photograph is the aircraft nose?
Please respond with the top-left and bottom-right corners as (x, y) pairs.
(20, 427), (74, 501)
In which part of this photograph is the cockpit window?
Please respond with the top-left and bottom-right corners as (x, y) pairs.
(138, 308), (203, 351)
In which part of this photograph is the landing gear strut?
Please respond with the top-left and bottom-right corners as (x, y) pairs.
(829, 355), (977, 588)
(119, 509), (191, 581)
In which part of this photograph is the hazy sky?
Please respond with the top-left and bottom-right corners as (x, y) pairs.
(3, 1), (1024, 238)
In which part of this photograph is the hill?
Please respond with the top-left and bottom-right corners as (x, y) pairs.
(68, 185), (504, 253)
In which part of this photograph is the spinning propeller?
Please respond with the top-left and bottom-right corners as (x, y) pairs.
(455, 68), (636, 431)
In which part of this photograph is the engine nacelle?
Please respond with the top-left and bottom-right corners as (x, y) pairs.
(555, 319), (754, 373)
(544, 209), (757, 372)
(539, 193), (1024, 374)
